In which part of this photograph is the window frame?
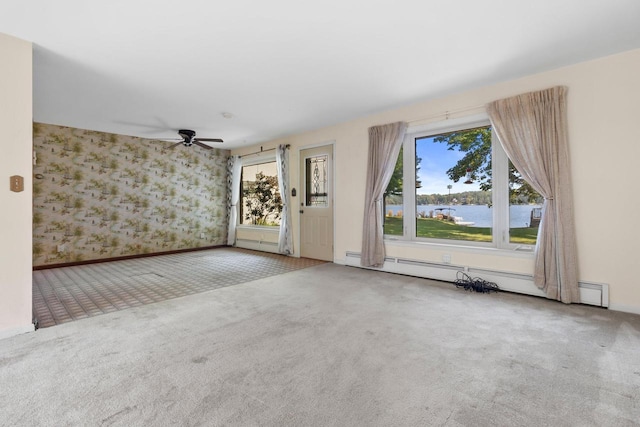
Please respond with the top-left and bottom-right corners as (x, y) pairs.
(237, 154), (282, 229)
(385, 113), (530, 252)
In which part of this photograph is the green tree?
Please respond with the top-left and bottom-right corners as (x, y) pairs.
(243, 172), (282, 226)
(383, 148), (422, 214)
(385, 147), (404, 202)
(433, 126), (541, 204)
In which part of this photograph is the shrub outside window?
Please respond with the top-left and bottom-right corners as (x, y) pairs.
(240, 160), (282, 226)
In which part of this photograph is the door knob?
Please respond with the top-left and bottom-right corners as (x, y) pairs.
(299, 210), (304, 214)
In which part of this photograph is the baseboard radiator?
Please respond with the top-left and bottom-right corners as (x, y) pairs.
(236, 239), (279, 254)
(344, 251), (609, 308)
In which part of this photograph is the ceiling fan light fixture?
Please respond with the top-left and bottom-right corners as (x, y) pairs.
(178, 129), (196, 146)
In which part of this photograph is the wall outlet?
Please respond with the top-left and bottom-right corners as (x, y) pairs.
(57, 244), (65, 253)
(200, 232), (205, 239)
(442, 254), (451, 264)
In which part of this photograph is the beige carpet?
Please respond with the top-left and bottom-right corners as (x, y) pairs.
(3, 263), (640, 426)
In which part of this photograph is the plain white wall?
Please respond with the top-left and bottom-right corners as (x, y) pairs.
(0, 33), (33, 338)
(233, 49), (640, 314)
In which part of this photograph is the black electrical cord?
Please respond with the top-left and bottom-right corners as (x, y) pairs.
(454, 271), (500, 293)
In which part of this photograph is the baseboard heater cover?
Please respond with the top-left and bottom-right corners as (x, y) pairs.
(236, 239), (279, 254)
(345, 251), (608, 308)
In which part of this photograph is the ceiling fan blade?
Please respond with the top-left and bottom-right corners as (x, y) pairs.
(153, 137), (183, 141)
(194, 138), (223, 143)
(168, 142), (183, 149)
(193, 141), (214, 150)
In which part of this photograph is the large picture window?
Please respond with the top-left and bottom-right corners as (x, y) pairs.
(240, 160), (282, 226)
(384, 115), (541, 249)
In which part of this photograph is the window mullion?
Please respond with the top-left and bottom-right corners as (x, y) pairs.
(492, 130), (509, 249)
(404, 137), (416, 239)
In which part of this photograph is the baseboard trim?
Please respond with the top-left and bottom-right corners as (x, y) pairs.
(0, 323), (35, 341)
(608, 303), (640, 316)
(33, 245), (226, 270)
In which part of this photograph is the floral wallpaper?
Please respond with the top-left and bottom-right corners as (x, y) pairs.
(32, 123), (229, 266)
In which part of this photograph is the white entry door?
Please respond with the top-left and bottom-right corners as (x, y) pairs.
(299, 145), (333, 261)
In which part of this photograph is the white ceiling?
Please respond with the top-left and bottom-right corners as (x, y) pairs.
(2, 0), (639, 149)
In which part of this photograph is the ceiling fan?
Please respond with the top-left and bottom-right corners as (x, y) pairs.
(165, 129), (223, 150)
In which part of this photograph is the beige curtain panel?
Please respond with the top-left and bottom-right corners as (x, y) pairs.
(486, 86), (579, 303)
(227, 155), (243, 246)
(361, 121), (407, 267)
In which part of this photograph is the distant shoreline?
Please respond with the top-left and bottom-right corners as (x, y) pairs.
(385, 204), (541, 228)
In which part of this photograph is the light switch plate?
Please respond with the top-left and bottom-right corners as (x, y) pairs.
(10, 175), (24, 192)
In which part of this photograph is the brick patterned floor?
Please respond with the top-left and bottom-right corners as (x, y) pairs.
(32, 248), (326, 329)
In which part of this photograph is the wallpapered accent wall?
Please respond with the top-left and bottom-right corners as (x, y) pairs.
(32, 123), (230, 266)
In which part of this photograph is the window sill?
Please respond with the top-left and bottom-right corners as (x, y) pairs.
(383, 237), (535, 259)
(237, 225), (280, 232)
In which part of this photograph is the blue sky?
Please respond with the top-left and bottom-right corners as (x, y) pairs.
(416, 136), (481, 195)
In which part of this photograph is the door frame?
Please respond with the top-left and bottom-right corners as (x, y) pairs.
(296, 141), (336, 261)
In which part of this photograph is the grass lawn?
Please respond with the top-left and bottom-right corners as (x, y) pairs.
(384, 216), (538, 245)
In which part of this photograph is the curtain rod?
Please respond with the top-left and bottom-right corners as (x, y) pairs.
(239, 144), (290, 158)
(406, 104), (486, 124)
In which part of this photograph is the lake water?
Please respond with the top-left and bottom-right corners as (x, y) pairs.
(386, 204), (542, 228)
